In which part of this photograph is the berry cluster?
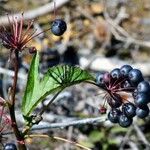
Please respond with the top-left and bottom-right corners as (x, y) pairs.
(96, 65), (150, 127)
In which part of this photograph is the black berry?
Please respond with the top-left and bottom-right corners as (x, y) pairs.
(122, 103), (136, 118)
(96, 72), (105, 86)
(137, 81), (150, 93)
(4, 143), (17, 150)
(134, 92), (150, 107)
(108, 108), (121, 123)
(128, 69), (143, 85)
(119, 113), (133, 127)
(51, 19), (67, 36)
(136, 106), (149, 118)
(110, 68), (121, 79)
(120, 65), (132, 77)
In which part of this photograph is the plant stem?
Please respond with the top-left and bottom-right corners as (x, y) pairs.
(8, 51), (27, 150)
(39, 91), (62, 116)
(22, 91), (62, 136)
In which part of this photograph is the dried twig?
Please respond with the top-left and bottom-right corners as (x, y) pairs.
(27, 134), (92, 150)
(2, 116), (106, 135)
(77, 6), (111, 48)
(119, 127), (133, 150)
(128, 141), (139, 150)
(65, 126), (73, 150)
(32, 116), (107, 130)
(103, 1), (150, 48)
(133, 124), (150, 148)
(0, 0), (69, 26)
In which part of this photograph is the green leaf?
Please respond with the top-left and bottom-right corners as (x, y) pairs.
(22, 52), (94, 117)
(89, 130), (104, 143)
(22, 52), (40, 117)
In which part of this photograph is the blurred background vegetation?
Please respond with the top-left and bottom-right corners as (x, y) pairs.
(0, 0), (150, 150)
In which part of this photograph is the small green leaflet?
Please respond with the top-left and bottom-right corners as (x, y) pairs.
(22, 52), (95, 117)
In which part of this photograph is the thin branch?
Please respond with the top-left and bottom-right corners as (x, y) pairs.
(103, 1), (150, 48)
(128, 141), (139, 150)
(119, 127), (133, 150)
(53, 136), (91, 150)
(32, 116), (107, 130)
(2, 116), (106, 135)
(0, 0), (69, 26)
(26, 134), (92, 150)
(133, 123), (150, 148)
(106, 16), (150, 47)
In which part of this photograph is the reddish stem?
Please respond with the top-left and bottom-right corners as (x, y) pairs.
(8, 50), (27, 150)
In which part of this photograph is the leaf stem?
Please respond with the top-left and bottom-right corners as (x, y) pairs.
(39, 90), (62, 116)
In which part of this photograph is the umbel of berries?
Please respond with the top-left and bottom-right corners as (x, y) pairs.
(96, 65), (150, 128)
(51, 19), (67, 36)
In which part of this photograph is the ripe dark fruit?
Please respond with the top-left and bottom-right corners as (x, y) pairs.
(96, 65), (149, 127)
(110, 68), (121, 79)
(51, 19), (67, 36)
(120, 65), (132, 77)
(119, 114), (133, 127)
(122, 103), (136, 118)
(96, 73), (105, 86)
(4, 143), (17, 150)
(137, 81), (150, 93)
(108, 108), (121, 123)
(134, 92), (150, 107)
(128, 69), (143, 85)
(136, 106), (149, 118)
